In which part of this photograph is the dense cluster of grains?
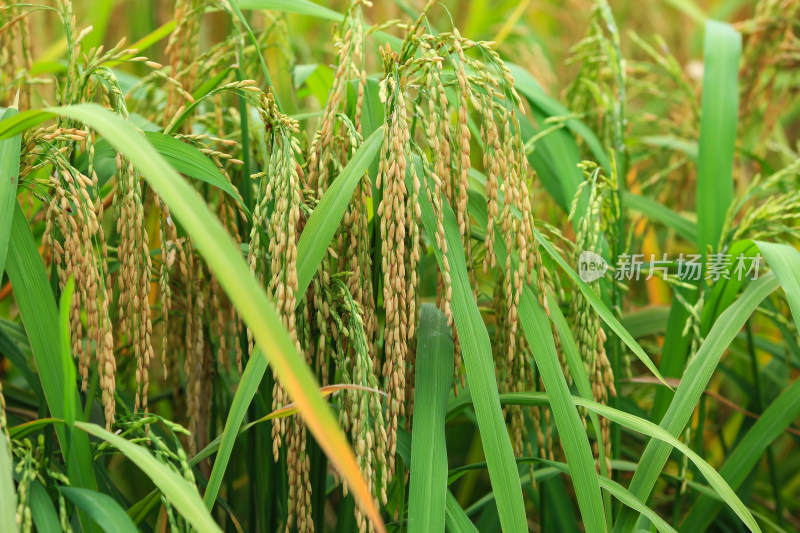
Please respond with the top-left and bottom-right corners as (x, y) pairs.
(377, 53), (416, 480)
(115, 154), (155, 414)
(566, 162), (619, 472)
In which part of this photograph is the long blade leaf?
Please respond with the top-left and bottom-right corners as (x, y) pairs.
(203, 351), (268, 508)
(535, 229), (669, 388)
(681, 376), (800, 531)
(408, 304), (454, 532)
(416, 158), (528, 532)
(0, 106), (20, 278)
(696, 21), (741, 254)
(0, 430), (16, 533)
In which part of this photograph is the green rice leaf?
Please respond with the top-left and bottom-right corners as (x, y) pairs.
(0, 106), (20, 279)
(669, 242), (800, 529)
(594, 475), (674, 533)
(755, 241), (800, 332)
(0, 430), (16, 533)
(662, 0), (707, 23)
(451, 391), (758, 532)
(651, 285), (694, 421)
(6, 202), (97, 496)
(0, 322), (38, 393)
(444, 491), (480, 533)
(635, 135), (698, 160)
(142, 132), (249, 214)
(567, 398), (759, 533)
(396, 428), (478, 533)
(408, 304), (454, 533)
(295, 127), (383, 302)
(546, 291), (610, 474)
(0, 105), (20, 533)
(59, 487), (138, 533)
(536, 458), (675, 533)
(621, 307), (670, 339)
(76, 132), (249, 213)
(519, 107), (581, 213)
(671, 241), (800, 532)
(0, 109), (55, 140)
(203, 350), (268, 509)
(623, 192), (697, 243)
(29, 481), (60, 533)
(700, 240), (759, 335)
(680, 376), (800, 531)
(696, 21), (741, 254)
(416, 157), (528, 532)
(74, 422), (221, 533)
(506, 63), (609, 171)
(535, 229), (669, 388)
(59, 277), (77, 455)
(517, 290), (607, 532)
(613, 273), (778, 533)
(236, 0), (342, 21)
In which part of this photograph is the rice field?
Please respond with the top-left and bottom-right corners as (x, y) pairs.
(1, 0), (800, 532)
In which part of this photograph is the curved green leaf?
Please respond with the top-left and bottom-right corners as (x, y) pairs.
(613, 273), (778, 533)
(29, 481), (60, 533)
(75, 132), (249, 213)
(74, 422), (221, 533)
(517, 289), (607, 531)
(450, 391), (759, 533)
(623, 192), (697, 243)
(700, 240), (758, 335)
(144, 132), (248, 213)
(60, 487), (138, 533)
(681, 376), (800, 531)
(756, 241), (800, 332)
(535, 229), (669, 388)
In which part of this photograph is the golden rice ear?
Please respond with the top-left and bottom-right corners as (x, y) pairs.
(112, 153), (154, 416)
(44, 157), (119, 428)
(377, 72), (413, 483)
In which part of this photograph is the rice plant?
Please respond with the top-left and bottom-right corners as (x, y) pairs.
(1, 0), (800, 531)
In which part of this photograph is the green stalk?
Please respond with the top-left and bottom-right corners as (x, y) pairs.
(597, 0), (627, 480)
(746, 323), (783, 527)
